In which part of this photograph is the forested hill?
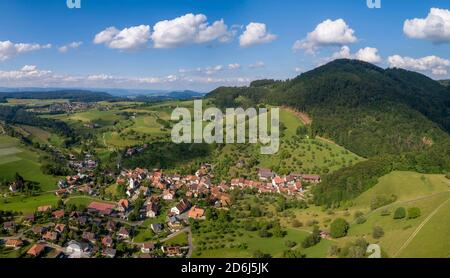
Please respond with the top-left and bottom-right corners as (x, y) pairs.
(207, 59), (450, 158)
(0, 90), (118, 102)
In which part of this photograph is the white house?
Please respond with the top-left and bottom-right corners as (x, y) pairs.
(162, 190), (174, 201)
(66, 240), (91, 258)
(128, 178), (137, 189)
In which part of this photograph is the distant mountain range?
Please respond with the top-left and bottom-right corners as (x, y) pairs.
(0, 87), (205, 102)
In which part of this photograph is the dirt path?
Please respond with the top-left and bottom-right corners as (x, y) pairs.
(393, 197), (450, 257)
(282, 106), (344, 147)
(281, 106), (312, 125)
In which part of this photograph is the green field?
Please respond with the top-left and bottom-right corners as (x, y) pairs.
(164, 232), (189, 246)
(0, 193), (58, 214)
(398, 198), (450, 258)
(192, 227), (332, 258)
(64, 195), (113, 207)
(345, 171), (450, 257)
(354, 171), (450, 206)
(0, 135), (59, 191)
(3, 98), (69, 107)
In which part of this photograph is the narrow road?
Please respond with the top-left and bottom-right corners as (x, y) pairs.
(394, 197), (450, 258)
(160, 227), (190, 242)
(160, 227), (193, 258)
(186, 228), (193, 258)
(127, 226), (193, 258)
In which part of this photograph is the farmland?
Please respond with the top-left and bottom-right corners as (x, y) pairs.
(346, 171), (450, 257)
(0, 135), (59, 191)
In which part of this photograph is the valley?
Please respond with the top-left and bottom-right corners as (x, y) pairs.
(0, 60), (449, 259)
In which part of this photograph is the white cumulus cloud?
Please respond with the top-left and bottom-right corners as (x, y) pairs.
(331, 46), (382, 63)
(94, 25), (151, 50)
(151, 13), (232, 48)
(0, 41), (51, 61)
(239, 22), (277, 47)
(228, 63), (241, 70)
(388, 55), (450, 76)
(248, 61), (265, 69)
(404, 8), (450, 43)
(58, 41), (82, 53)
(293, 19), (357, 53)
(0, 65), (52, 80)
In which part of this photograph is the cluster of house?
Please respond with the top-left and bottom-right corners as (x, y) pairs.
(1, 200), (195, 258)
(55, 154), (99, 196)
(228, 168), (322, 195)
(125, 144), (148, 156)
(46, 102), (96, 114)
(67, 153), (98, 173)
(116, 165), (231, 213)
(111, 165), (320, 223)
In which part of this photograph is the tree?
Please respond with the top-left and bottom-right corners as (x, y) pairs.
(276, 196), (287, 212)
(285, 240), (297, 248)
(330, 218), (349, 238)
(291, 219), (303, 227)
(301, 226), (321, 248)
(393, 207), (406, 219)
(355, 216), (366, 224)
(258, 229), (272, 238)
(57, 199), (65, 209)
(339, 238), (369, 258)
(272, 224), (287, 238)
(372, 226), (384, 239)
(283, 249), (306, 258)
(407, 207), (421, 219)
(253, 250), (272, 258)
(250, 206), (262, 217)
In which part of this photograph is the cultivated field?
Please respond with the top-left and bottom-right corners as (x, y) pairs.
(0, 135), (59, 191)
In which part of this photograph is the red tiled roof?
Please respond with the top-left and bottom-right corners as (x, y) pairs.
(5, 239), (23, 247)
(118, 199), (129, 208)
(37, 205), (52, 212)
(27, 243), (46, 256)
(188, 206), (205, 219)
(52, 210), (65, 218)
(88, 201), (116, 212)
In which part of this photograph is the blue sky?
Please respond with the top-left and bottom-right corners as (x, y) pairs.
(0, 0), (449, 91)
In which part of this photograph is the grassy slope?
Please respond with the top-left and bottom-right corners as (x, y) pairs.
(398, 198), (450, 258)
(0, 193), (58, 214)
(354, 171), (450, 206)
(214, 108), (363, 177)
(347, 171), (450, 257)
(0, 135), (59, 191)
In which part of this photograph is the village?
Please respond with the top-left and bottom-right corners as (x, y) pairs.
(1, 151), (320, 258)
